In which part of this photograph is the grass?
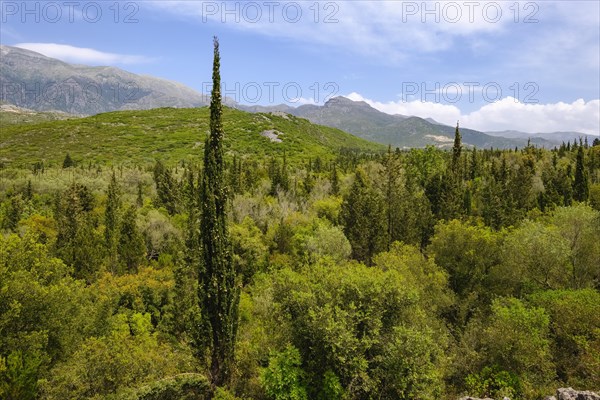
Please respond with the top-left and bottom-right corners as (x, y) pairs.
(0, 107), (384, 167)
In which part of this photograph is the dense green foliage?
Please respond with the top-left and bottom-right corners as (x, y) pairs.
(1, 107), (599, 399)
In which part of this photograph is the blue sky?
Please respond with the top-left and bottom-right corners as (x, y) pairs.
(1, 0), (599, 134)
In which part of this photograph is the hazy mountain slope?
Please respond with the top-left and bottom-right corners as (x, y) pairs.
(283, 96), (555, 149)
(0, 45), (208, 115)
(237, 104), (295, 113)
(487, 130), (598, 144)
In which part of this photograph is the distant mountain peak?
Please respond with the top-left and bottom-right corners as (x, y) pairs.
(325, 96), (370, 108)
(276, 96), (556, 149)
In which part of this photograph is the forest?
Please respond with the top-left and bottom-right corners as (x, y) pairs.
(1, 39), (600, 400)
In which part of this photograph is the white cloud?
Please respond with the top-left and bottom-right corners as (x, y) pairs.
(463, 97), (600, 135)
(147, 1), (598, 72)
(288, 96), (319, 106)
(346, 91), (462, 122)
(345, 93), (600, 135)
(146, 1), (516, 59)
(13, 43), (152, 65)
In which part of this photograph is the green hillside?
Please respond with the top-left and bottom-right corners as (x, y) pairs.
(0, 106), (384, 167)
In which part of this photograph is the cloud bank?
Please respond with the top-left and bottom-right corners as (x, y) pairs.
(14, 43), (152, 65)
(346, 92), (600, 135)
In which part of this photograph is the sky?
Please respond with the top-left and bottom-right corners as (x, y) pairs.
(1, 0), (599, 134)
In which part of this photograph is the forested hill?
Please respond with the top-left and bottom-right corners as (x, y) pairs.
(0, 129), (599, 399)
(0, 106), (384, 167)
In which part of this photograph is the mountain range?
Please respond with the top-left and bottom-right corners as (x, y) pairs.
(485, 130), (595, 144)
(237, 97), (555, 149)
(0, 45), (208, 115)
(1, 45), (595, 149)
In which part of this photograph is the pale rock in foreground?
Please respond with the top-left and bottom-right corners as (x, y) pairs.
(547, 387), (600, 400)
(461, 388), (599, 400)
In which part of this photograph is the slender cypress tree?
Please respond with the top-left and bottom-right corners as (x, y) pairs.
(153, 160), (179, 215)
(268, 157), (282, 196)
(451, 121), (462, 173)
(470, 146), (478, 180)
(303, 170), (315, 196)
(105, 172), (121, 272)
(439, 122), (464, 220)
(280, 151), (290, 192)
(383, 145), (401, 249)
(136, 181), (144, 207)
(118, 204), (145, 273)
(341, 168), (387, 266)
(24, 180), (33, 201)
(199, 36), (240, 388)
(330, 163), (340, 195)
(175, 166), (203, 348)
(3, 194), (23, 231)
(573, 145), (589, 202)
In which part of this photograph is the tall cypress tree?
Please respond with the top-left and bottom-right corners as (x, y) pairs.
(153, 160), (179, 215)
(175, 166), (203, 348)
(3, 194), (24, 232)
(136, 181), (144, 207)
(382, 145), (401, 249)
(439, 122), (463, 220)
(330, 163), (340, 195)
(199, 36), (240, 388)
(118, 204), (145, 273)
(451, 121), (462, 173)
(24, 180), (33, 201)
(55, 183), (102, 281)
(341, 168), (387, 266)
(470, 146), (478, 180)
(280, 151), (290, 192)
(105, 172), (121, 273)
(573, 145), (589, 202)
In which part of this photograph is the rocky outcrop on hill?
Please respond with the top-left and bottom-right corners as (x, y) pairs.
(545, 387), (600, 400)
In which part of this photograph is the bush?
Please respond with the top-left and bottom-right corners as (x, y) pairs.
(465, 366), (521, 399)
(261, 345), (307, 400)
(460, 297), (555, 398)
(133, 374), (210, 400)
